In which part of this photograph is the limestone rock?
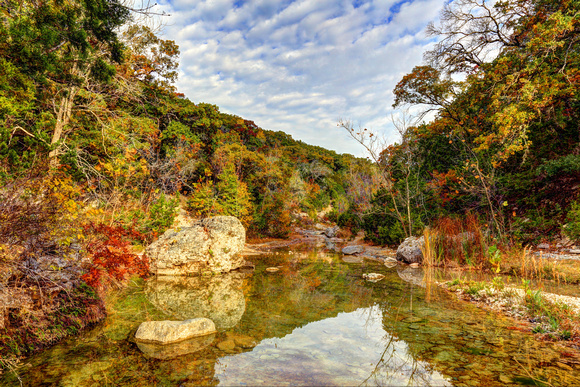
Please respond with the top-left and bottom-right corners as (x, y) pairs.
(324, 226), (339, 238)
(145, 272), (246, 330)
(362, 273), (385, 282)
(396, 236), (424, 264)
(146, 216), (246, 275)
(342, 245), (365, 255)
(134, 318), (216, 344)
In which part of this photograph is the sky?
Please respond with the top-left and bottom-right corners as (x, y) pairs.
(152, 0), (446, 157)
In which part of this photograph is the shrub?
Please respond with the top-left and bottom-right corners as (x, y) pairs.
(82, 223), (149, 290)
(143, 193), (179, 236)
(431, 214), (488, 267)
(563, 200), (580, 242)
(361, 210), (404, 246)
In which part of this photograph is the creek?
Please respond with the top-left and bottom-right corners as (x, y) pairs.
(2, 249), (579, 386)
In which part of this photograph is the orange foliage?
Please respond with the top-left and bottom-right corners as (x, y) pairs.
(82, 223), (149, 290)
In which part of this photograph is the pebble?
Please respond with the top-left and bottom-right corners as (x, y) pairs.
(217, 339), (236, 352)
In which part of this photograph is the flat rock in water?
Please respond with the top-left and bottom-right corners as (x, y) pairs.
(135, 318), (216, 344)
(568, 249), (580, 254)
(342, 245), (365, 255)
(384, 258), (397, 268)
(228, 333), (257, 349)
(362, 273), (385, 282)
(265, 267), (280, 272)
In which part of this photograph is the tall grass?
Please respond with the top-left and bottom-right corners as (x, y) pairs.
(422, 214), (489, 267)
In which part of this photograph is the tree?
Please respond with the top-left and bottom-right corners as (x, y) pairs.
(424, 0), (530, 73)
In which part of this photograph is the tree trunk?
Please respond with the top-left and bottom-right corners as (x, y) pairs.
(48, 87), (78, 169)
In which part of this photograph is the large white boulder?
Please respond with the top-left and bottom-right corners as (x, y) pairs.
(146, 216), (246, 275)
(134, 318), (216, 344)
(396, 236), (424, 264)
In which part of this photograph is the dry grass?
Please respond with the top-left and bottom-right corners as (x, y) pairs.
(422, 214), (489, 267)
(421, 228), (442, 266)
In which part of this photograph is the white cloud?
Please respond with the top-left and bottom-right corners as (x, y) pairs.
(153, 0), (446, 157)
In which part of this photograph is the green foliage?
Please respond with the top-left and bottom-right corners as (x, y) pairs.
(337, 205), (363, 234)
(537, 155), (580, 178)
(187, 164), (253, 227)
(563, 200), (580, 243)
(252, 191), (293, 238)
(144, 193), (179, 235)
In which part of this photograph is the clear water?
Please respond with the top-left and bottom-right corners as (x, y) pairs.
(3, 250), (579, 386)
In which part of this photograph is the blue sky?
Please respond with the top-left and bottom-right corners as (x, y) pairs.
(154, 0), (445, 156)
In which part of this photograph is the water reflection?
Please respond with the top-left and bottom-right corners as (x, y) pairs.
(136, 333), (216, 360)
(145, 272), (246, 330)
(216, 305), (449, 386)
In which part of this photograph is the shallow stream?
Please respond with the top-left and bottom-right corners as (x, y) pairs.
(3, 249), (580, 386)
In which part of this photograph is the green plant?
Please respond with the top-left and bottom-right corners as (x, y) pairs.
(465, 281), (485, 296)
(491, 276), (505, 291)
(144, 193), (179, 235)
(488, 245), (502, 273)
(563, 200), (580, 243)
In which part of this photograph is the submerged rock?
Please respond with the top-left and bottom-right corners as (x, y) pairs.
(135, 318), (216, 344)
(396, 236), (424, 264)
(145, 272), (246, 330)
(136, 333), (216, 360)
(146, 216), (246, 275)
(342, 245), (365, 255)
(342, 255), (363, 264)
(362, 273), (385, 282)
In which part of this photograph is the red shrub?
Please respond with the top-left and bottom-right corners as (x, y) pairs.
(82, 223), (149, 289)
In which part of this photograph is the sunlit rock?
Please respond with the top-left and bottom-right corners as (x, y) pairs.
(135, 318), (216, 344)
(145, 272), (246, 330)
(136, 333), (216, 360)
(146, 216), (246, 275)
(396, 236), (424, 264)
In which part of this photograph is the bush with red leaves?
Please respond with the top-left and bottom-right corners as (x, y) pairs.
(82, 223), (149, 289)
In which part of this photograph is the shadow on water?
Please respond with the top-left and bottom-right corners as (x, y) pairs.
(2, 250), (579, 386)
